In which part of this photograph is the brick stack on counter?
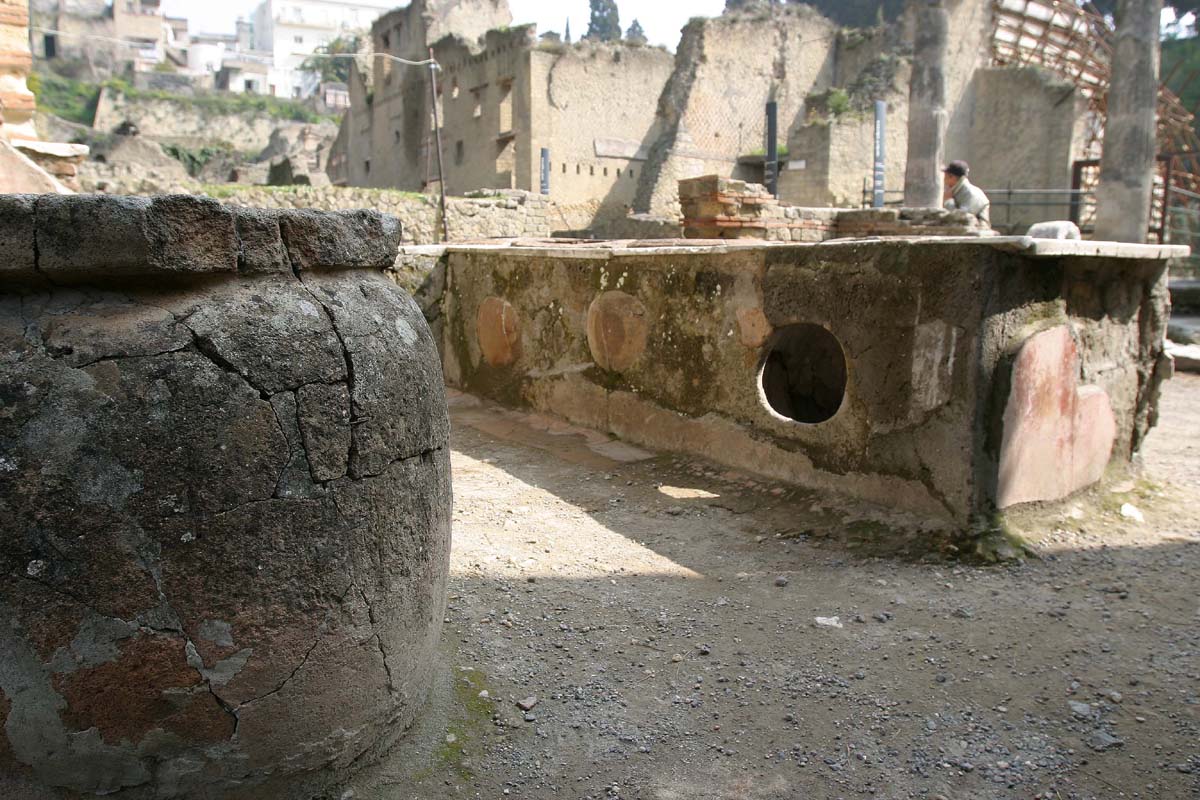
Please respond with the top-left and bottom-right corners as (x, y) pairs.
(679, 175), (993, 242)
(679, 175), (837, 241)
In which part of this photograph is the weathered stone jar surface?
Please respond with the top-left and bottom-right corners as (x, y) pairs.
(0, 195), (451, 798)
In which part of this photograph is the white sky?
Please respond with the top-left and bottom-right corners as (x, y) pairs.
(160, 1), (728, 50)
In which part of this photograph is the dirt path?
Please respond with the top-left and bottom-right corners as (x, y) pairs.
(347, 375), (1200, 800)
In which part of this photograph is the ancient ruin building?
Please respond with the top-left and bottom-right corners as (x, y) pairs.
(327, 0), (512, 189)
(332, 0), (1196, 237)
(30, 0), (187, 77)
(427, 29), (671, 215)
(329, 0), (674, 224)
(1, 0), (87, 192)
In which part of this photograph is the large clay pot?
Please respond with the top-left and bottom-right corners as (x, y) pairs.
(0, 195), (451, 798)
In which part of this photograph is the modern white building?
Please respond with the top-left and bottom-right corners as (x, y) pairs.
(249, 0), (393, 99)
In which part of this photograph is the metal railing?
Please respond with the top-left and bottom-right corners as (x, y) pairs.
(860, 182), (1093, 233)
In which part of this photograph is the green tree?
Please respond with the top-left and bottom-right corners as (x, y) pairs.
(300, 36), (362, 85)
(625, 19), (647, 44)
(1163, 34), (1200, 125)
(585, 0), (621, 42)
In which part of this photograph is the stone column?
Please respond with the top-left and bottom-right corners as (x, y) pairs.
(1093, 0), (1164, 243)
(902, 0), (949, 208)
(0, 0), (37, 141)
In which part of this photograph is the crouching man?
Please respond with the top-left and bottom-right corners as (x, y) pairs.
(943, 160), (991, 227)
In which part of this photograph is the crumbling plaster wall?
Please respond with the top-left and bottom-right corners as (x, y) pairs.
(780, 57), (911, 207)
(436, 27), (533, 195)
(783, 1), (1090, 219)
(329, 0), (513, 191)
(965, 67), (1092, 230)
(635, 4), (895, 216)
(527, 41), (674, 216)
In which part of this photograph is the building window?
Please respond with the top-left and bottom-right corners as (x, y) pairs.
(245, 80), (256, 93)
(471, 89), (482, 119)
(395, 130), (401, 143)
(381, 33), (390, 49)
(590, 166), (595, 176)
(562, 163), (567, 174)
(629, 168), (636, 178)
(451, 80), (459, 99)
(294, 35), (303, 44)
(364, 160), (371, 174)
(603, 167), (608, 177)
(455, 140), (464, 165)
(293, 87), (301, 98)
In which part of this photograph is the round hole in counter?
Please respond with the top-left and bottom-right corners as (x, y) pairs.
(758, 324), (847, 424)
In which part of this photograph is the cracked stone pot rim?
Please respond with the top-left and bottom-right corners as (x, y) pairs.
(0, 194), (404, 282)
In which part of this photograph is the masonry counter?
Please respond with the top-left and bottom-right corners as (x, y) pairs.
(426, 236), (1186, 533)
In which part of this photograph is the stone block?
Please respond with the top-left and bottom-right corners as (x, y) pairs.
(233, 207), (289, 274)
(36, 194), (238, 278)
(279, 209), (402, 270)
(0, 194), (35, 276)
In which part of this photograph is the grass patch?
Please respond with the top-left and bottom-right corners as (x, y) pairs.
(29, 71), (338, 126)
(746, 144), (790, 159)
(413, 667), (493, 783)
(102, 78), (337, 124)
(29, 71), (101, 125)
(827, 88), (851, 116)
(161, 143), (245, 177)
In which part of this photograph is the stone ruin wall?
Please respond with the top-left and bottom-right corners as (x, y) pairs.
(526, 40), (675, 217)
(334, 16), (675, 217)
(633, 5), (845, 217)
(90, 88), (290, 153)
(330, 0), (514, 191)
(328, 0), (1097, 236)
(209, 186), (552, 245)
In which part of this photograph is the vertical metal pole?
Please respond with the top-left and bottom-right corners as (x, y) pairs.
(765, 101), (778, 197)
(428, 47), (450, 243)
(540, 147), (550, 195)
(872, 100), (887, 208)
(1160, 156), (1173, 244)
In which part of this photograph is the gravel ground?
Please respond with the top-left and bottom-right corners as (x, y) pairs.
(346, 375), (1200, 800)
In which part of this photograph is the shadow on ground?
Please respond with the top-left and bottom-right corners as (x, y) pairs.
(342, 377), (1200, 800)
